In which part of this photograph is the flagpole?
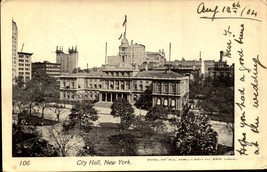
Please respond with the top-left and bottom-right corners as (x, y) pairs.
(124, 15), (127, 38)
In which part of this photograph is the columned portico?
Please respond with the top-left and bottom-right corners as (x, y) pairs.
(100, 92), (131, 103)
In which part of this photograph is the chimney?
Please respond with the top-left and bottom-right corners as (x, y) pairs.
(105, 42), (107, 65)
(131, 40), (133, 45)
(169, 43), (171, 71)
(220, 51), (223, 62)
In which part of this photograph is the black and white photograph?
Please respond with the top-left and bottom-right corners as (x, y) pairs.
(2, 0), (267, 171)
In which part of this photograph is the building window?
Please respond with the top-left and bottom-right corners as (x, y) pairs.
(18, 68), (24, 70)
(171, 84), (176, 93)
(134, 84), (137, 91)
(94, 84), (97, 89)
(121, 83), (125, 90)
(157, 83), (161, 92)
(164, 99), (168, 106)
(25, 72), (30, 75)
(139, 84), (143, 91)
(164, 84), (168, 93)
(115, 81), (119, 89)
(63, 81), (66, 87)
(157, 98), (161, 105)
(126, 81), (130, 90)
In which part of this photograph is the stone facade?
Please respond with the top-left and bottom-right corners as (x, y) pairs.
(56, 46), (78, 74)
(12, 20), (18, 84)
(17, 52), (33, 83)
(59, 67), (189, 111)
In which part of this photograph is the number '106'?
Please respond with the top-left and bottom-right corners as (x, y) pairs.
(20, 160), (30, 166)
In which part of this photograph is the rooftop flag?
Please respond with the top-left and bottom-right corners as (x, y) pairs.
(118, 33), (122, 40)
(122, 15), (127, 26)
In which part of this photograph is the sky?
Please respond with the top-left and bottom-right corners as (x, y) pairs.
(2, 0), (265, 69)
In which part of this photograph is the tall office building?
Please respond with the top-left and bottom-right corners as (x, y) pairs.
(12, 19), (18, 84)
(17, 52), (33, 83)
(56, 46), (78, 74)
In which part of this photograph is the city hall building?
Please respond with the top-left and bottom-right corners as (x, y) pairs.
(59, 65), (189, 111)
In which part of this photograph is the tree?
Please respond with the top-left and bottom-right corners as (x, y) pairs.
(32, 72), (60, 119)
(189, 79), (234, 148)
(134, 88), (152, 110)
(111, 98), (134, 130)
(12, 85), (28, 114)
(145, 105), (170, 121)
(174, 112), (218, 155)
(47, 124), (84, 157)
(69, 100), (98, 130)
(12, 123), (58, 157)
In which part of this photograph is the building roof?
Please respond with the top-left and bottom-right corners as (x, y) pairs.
(18, 52), (33, 55)
(135, 70), (184, 78)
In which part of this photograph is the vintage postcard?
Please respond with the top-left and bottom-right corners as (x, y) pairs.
(2, 0), (267, 171)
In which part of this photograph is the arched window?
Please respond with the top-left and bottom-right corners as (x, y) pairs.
(157, 98), (161, 105)
(164, 99), (168, 106)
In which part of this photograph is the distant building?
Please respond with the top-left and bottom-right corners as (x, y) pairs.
(32, 61), (61, 78)
(12, 19), (18, 84)
(204, 60), (215, 77)
(146, 50), (166, 66)
(59, 66), (189, 112)
(165, 58), (202, 70)
(107, 55), (120, 66)
(17, 52), (33, 83)
(163, 58), (203, 81)
(107, 38), (165, 67)
(56, 46), (78, 74)
(208, 51), (234, 86)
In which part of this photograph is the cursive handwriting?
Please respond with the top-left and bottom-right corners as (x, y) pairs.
(197, 1), (261, 22)
(251, 55), (267, 108)
(240, 112), (259, 133)
(234, 24), (244, 44)
(197, 2), (219, 21)
(238, 48), (251, 73)
(236, 87), (245, 111)
(236, 133), (259, 155)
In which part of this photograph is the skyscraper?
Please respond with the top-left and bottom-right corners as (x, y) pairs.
(12, 19), (18, 84)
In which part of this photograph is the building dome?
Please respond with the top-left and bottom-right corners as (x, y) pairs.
(121, 38), (129, 45)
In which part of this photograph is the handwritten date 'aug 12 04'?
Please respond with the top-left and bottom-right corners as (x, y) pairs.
(197, 1), (259, 21)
